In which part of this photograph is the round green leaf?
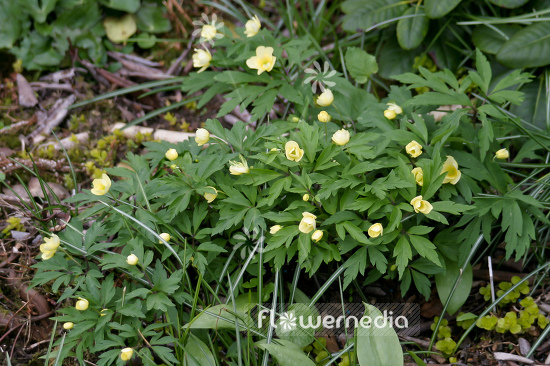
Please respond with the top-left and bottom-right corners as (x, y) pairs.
(425, 0), (462, 18)
(497, 22), (550, 68)
(472, 24), (522, 54)
(344, 47), (378, 84)
(396, 8), (429, 50)
(99, 0), (140, 13)
(103, 14), (137, 43)
(487, 0), (529, 8)
(136, 32), (157, 49)
(136, 4), (172, 34)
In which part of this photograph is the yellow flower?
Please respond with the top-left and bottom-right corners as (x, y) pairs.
(411, 167), (424, 186)
(311, 230), (323, 242)
(384, 109), (397, 120)
(126, 254), (138, 266)
(299, 212), (317, 234)
(386, 102), (403, 115)
(270, 225), (282, 234)
(244, 15), (261, 37)
(318, 111), (331, 123)
(410, 195), (433, 214)
(165, 148), (178, 161)
(303, 194), (309, 201)
(441, 156), (461, 185)
(192, 48), (211, 73)
(246, 46), (276, 75)
(91, 173), (111, 195)
(75, 298), (89, 311)
(495, 148), (509, 160)
(317, 89), (334, 107)
(100, 308), (108, 316)
(405, 140), (422, 158)
(229, 158), (250, 175)
(120, 348), (134, 361)
(201, 24), (217, 40)
(195, 128), (210, 146)
(332, 129), (350, 146)
(159, 233), (171, 243)
(285, 141), (304, 162)
(204, 186), (217, 203)
(40, 234), (60, 260)
(63, 322), (74, 330)
(368, 223), (383, 238)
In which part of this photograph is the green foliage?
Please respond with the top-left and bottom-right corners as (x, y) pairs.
(3, 0), (171, 70)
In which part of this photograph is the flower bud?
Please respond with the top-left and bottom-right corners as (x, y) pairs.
(495, 148), (509, 160)
(270, 225), (282, 234)
(75, 298), (89, 311)
(63, 322), (74, 330)
(120, 348), (134, 361)
(165, 148), (178, 161)
(318, 111), (331, 123)
(303, 194), (310, 201)
(311, 230), (323, 242)
(126, 254), (138, 266)
(384, 109), (397, 120)
(159, 233), (171, 243)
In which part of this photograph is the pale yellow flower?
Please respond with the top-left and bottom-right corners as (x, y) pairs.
(311, 230), (323, 242)
(317, 89), (334, 107)
(411, 167), (424, 186)
(285, 141), (304, 162)
(40, 234), (60, 260)
(332, 129), (350, 146)
(410, 195), (433, 214)
(384, 109), (397, 120)
(159, 233), (171, 243)
(126, 254), (138, 266)
(75, 298), (89, 311)
(192, 48), (211, 73)
(100, 309), (108, 316)
(229, 158), (250, 175)
(270, 225), (282, 234)
(299, 212), (317, 234)
(204, 186), (217, 203)
(195, 128), (210, 146)
(165, 148), (178, 161)
(441, 156), (461, 185)
(244, 15), (261, 37)
(201, 24), (217, 40)
(318, 111), (331, 123)
(246, 46), (276, 75)
(405, 141), (422, 158)
(495, 148), (509, 160)
(386, 102), (403, 115)
(368, 223), (383, 238)
(303, 194), (310, 201)
(120, 348), (134, 361)
(91, 173), (111, 196)
(63, 322), (74, 330)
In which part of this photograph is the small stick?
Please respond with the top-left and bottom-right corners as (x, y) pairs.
(488, 256), (496, 312)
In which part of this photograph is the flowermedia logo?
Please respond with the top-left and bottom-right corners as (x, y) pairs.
(254, 303), (419, 337)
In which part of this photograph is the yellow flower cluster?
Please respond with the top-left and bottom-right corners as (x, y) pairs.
(40, 234), (60, 260)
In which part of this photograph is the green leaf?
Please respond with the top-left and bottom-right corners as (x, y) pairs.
(255, 340), (316, 366)
(434, 257), (473, 315)
(187, 304), (253, 330)
(430, 201), (471, 214)
(99, 0), (139, 12)
(472, 25), (522, 54)
(341, 0), (407, 32)
(275, 303), (319, 347)
(424, 0), (462, 18)
(408, 235), (441, 266)
(356, 303), (403, 366)
(497, 22), (550, 68)
(136, 3), (171, 33)
(0, 2), (25, 48)
(184, 334), (216, 366)
(342, 221), (370, 244)
(23, 0), (57, 22)
(396, 8), (429, 50)
(488, 0), (529, 8)
(344, 47), (378, 83)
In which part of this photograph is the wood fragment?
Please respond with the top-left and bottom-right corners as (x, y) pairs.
(108, 51), (162, 67)
(80, 59), (110, 86)
(17, 74), (38, 107)
(27, 94), (76, 145)
(494, 352), (534, 364)
(39, 68), (77, 83)
(30, 82), (74, 92)
(518, 338), (531, 357)
(110, 122), (195, 143)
